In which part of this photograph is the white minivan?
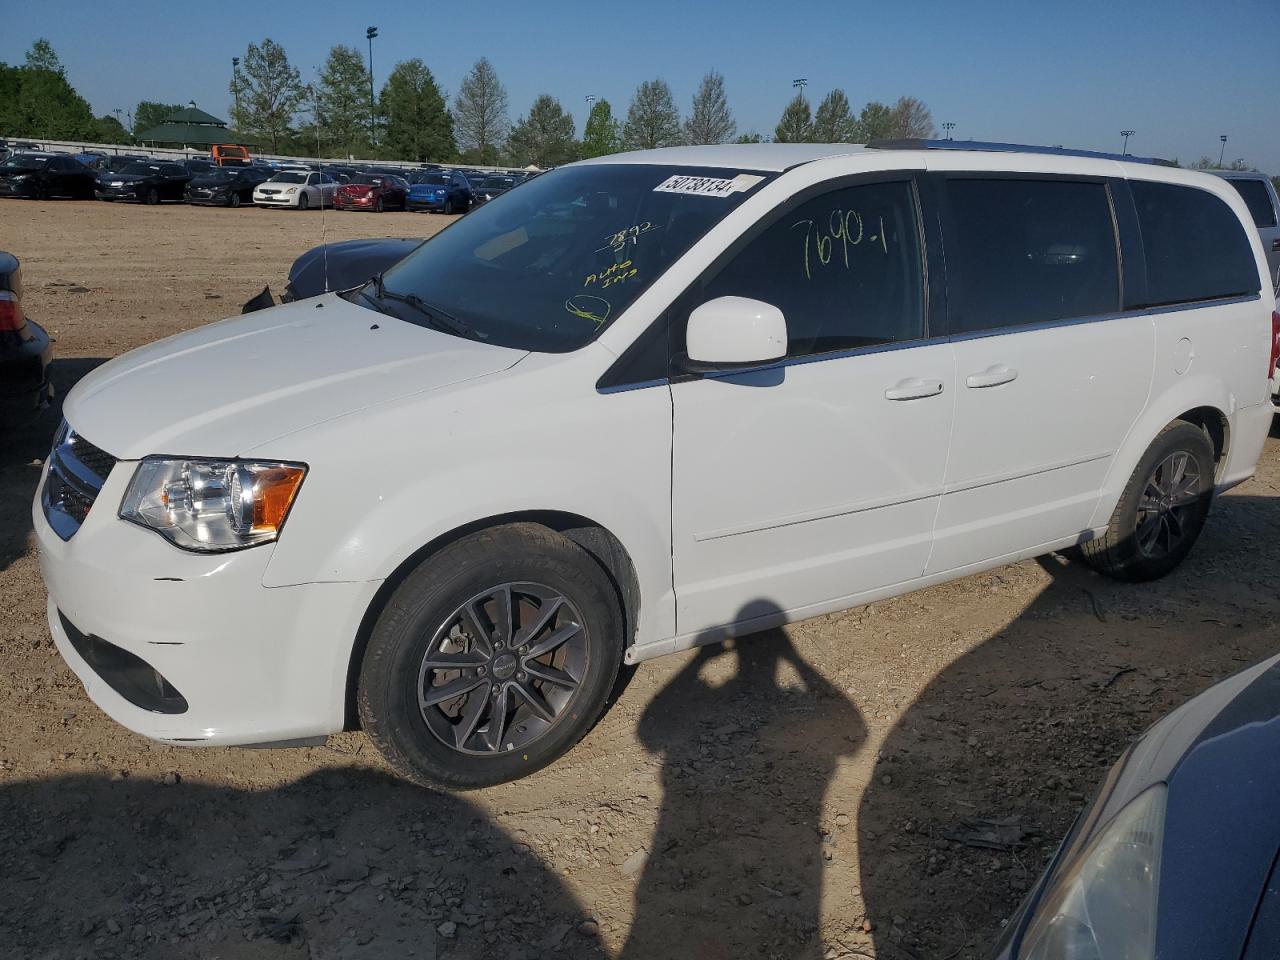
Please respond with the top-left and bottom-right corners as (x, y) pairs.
(35, 143), (1279, 788)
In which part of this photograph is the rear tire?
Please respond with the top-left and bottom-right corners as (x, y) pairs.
(1081, 421), (1215, 582)
(357, 523), (624, 790)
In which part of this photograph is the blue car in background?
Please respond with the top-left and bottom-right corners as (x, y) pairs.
(406, 169), (472, 214)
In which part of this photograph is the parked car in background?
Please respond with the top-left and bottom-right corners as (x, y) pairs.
(253, 171), (338, 210)
(95, 161), (191, 204)
(471, 175), (519, 206)
(99, 154), (151, 173)
(240, 236), (425, 310)
(407, 170), (471, 213)
(182, 158), (220, 178)
(322, 166), (362, 184)
(35, 143), (1277, 791)
(0, 153), (96, 200)
(73, 151), (108, 168)
(995, 652), (1280, 960)
(1211, 171), (1280, 294)
(0, 251), (53, 424)
(334, 173), (409, 212)
(212, 144), (251, 167)
(185, 166), (272, 207)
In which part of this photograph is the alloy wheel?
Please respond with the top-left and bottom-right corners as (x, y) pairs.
(1136, 451), (1201, 559)
(416, 582), (588, 756)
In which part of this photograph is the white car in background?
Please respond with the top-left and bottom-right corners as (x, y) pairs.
(252, 170), (338, 210)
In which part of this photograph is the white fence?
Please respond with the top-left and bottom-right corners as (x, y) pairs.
(3, 136), (533, 175)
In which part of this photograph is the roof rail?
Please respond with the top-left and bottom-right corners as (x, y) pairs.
(866, 138), (1177, 167)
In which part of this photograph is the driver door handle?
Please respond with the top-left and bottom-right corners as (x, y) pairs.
(966, 365), (1019, 389)
(884, 378), (945, 401)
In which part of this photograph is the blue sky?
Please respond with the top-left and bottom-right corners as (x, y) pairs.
(3, 0), (1278, 171)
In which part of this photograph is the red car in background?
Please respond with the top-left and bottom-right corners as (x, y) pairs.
(333, 173), (409, 212)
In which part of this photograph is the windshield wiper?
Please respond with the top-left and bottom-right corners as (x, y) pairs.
(367, 273), (475, 338)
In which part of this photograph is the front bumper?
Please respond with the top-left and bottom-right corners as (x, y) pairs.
(335, 195), (375, 209)
(186, 190), (232, 206)
(34, 458), (380, 745)
(95, 186), (143, 202)
(407, 195), (446, 210)
(0, 179), (38, 198)
(254, 192), (299, 206)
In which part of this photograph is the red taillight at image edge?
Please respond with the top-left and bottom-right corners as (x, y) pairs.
(0, 291), (24, 332)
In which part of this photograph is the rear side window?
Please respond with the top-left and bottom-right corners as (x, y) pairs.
(1130, 181), (1259, 307)
(1226, 179), (1278, 228)
(945, 179), (1119, 334)
(692, 179), (925, 358)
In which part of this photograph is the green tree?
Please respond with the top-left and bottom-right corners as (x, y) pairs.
(888, 96), (935, 139)
(454, 57), (509, 165)
(774, 94), (812, 143)
(316, 45), (372, 156)
(132, 101), (186, 137)
(230, 38), (307, 153)
(379, 59), (455, 163)
(812, 89), (857, 143)
(92, 114), (131, 144)
(855, 101), (894, 141)
(25, 38), (62, 74)
(622, 79), (682, 150)
(581, 99), (621, 158)
(506, 94), (578, 168)
(683, 70), (735, 145)
(0, 63), (96, 140)
(735, 131), (764, 143)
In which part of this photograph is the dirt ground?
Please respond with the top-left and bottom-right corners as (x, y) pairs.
(2, 198), (1279, 960)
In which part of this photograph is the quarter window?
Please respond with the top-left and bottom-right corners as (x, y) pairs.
(945, 179), (1119, 334)
(1225, 178), (1277, 229)
(1130, 180), (1260, 307)
(689, 180), (925, 358)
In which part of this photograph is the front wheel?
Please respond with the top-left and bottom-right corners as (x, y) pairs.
(229, 192), (241, 208)
(145, 187), (159, 205)
(358, 523), (624, 789)
(443, 198), (455, 215)
(375, 196), (384, 213)
(1081, 421), (1215, 581)
(297, 192), (309, 211)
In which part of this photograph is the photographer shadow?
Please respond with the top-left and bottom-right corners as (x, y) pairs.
(621, 603), (866, 959)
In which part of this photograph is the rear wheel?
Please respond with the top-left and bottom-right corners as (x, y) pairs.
(358, 523), (624, 789)
(1081, 421), (1216, 581)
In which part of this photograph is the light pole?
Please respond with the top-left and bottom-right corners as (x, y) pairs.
(231, 57), (241, 121)
(366, 26), (378, 144)
(1121, 129), (1134, 154)
(792, 78), (808, 98)
(1219, 135), (1228, 167)
(942, 121), (956, 140)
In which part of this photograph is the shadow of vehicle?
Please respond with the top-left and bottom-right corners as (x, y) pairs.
(0, 357), (106, 574)
(0, 767), (605, 960)
(620, 605), (866, 960)
(857, 492), (1280, 958)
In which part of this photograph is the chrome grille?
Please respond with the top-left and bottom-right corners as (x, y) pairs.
(42, 421), (117, 541)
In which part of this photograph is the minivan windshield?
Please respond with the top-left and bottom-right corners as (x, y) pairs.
(366, 164), (774, 351)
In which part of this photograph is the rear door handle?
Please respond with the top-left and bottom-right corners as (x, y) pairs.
(966, 365), (1018, 389)
(884, 378), (945, 401)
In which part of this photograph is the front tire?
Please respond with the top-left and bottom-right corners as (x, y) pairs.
(443, 198), (455, 215)
(145, 187), (159, 205)
(229, 192), (241, 208)
(1081, 421), (1215, 581)
(358, 523), (624, 789)
(375, 196), (384, 213)
(297, 192), (309, 211)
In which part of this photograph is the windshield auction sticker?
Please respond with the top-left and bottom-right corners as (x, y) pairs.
(653, 173), (765, 198)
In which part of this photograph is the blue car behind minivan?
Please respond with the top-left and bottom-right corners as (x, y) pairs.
(407, 170), (472, 214)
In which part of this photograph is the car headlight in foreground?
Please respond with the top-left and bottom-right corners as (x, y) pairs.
(1019, 784), (1166, 960)
(120, 457), (306, 552)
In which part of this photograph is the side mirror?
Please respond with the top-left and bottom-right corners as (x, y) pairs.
(678, 296), (788, 374)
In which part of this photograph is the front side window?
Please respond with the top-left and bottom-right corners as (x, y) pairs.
(945, 178), (1119, 334)
(1225, 179), (1278, 229)
(688, 179), (925, 358)
(1131, 180), (1260, 307)
(370, 164), (775, 352)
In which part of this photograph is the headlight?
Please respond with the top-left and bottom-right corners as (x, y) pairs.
(284, 187), (298, 194)
(120, 457), (306, 552)
(109, 180), (123, 187)
(1019, 785), (1166, 960)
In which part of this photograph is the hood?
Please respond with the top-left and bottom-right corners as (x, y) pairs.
(62, 293), (527, 459)
(286, 237), (423, 301)
(410, 182), (448, 194)
(339, 183), (376, 195)
(102, 173), (150, 184)
(0, 167), (40, 178)
(188, 176), (235, 189)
